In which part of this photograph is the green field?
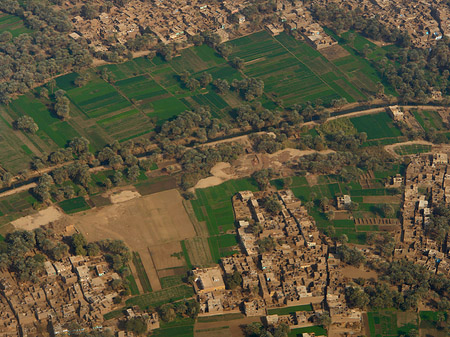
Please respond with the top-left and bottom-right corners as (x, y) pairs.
(132, 252), (152, 293)
(0, 13), (33, 37)
(0, 191), (38, 227)
(268, 304), (313, 315)
(58, 197), (91, 214)
(125, 284), (194, 310)
(126, 274), (140, 295)
(350, 112), (402, 140)
(192, 178), (259, 235)
(367, 311), (417, 337)
(227, 31), (364, 106)
(413, 110), (445, 131)
(160, 275), (185, 289)
(289, 326), (327, 337)
(394, 144), (432, 155)
(208, 234), (239, 263)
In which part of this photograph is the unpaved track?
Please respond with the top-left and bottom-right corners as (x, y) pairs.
(384, 140), (434, 157)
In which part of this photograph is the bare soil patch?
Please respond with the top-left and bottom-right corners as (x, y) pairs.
(12, 206), (64, 231)
(341, 265), (378, 280)
(363, 195), (402, 204)
(320, 44), (350, 61)
(110, 190), (141, 204)
(149, 241), (185, 270)
(333, 211), (350, 220)
(74, 189), (196, 291)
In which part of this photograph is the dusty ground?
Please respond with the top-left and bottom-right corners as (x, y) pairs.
(363, 195), (402, 204)
(193, 148), (334, 190)
(149, 241), (185, 270)
(340, 265), (378, 280)
(320, 44), (350, 61)
(12, 206), (64, 231)
(109, 190), (141, 204)
(73, 189), (196, 291)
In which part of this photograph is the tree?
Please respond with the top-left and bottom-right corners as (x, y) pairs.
(127, 165), (140, 182)
(14, 116), (39, 133)
(125, 317), (147, 335)
(55, 95), (70, 120)
(213, 79), (230, 94)
(186, 78), (200, 91)
(225, 271), (242, 289)
(199, 72), (212, 87)
(242, 322), (263, 337)
(345, 286), (370, 308)
(159, 304), (176, 322)
(381, 204), (395, 217)
(69, 137), (90, 154)
(262, 195), (282, 215)
(317, 312), (331, 327)
(231, 57), (245, 70)
(216, 43), (232, 58)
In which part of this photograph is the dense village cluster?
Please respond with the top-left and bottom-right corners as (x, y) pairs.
(0, 253), (123, 336)
(400, 151), (450, 274)
(192, 190), (362, 335)
(67, 0), (450, 52)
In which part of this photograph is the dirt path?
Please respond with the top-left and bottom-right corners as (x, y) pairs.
(384, 140), (434, 157)
(0, 182), (36, 199)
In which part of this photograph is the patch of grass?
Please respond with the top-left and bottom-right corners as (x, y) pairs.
(58, 197), (91, 214)
(126, 274), (140, 295)
(151, 325), (194, 337)
(160, 275), (185, 289)
(394, 144), (432, 155)
(0, 13), (33, 37)
(181, 240), (193, 269)
(196, 313), (244, 323)
(350, 112), (402, 140)
(132, 252), (152, 293)
(289, 326), (327, 337)
(268, 304), (313, 315)
(193, 178), (259, 236)
(125, 284), (194, 310)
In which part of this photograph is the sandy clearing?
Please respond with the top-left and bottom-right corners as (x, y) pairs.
(0, 182), (36, 199)
(110, 190), (142, 204)
(193, 148), (335, 190)
(340, 265), (378, 280)
(74, 189), (196, 291)
(11, 206), (64, 231)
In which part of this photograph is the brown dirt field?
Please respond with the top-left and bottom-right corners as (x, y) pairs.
(149, 241), (185, 270)
(363, 195), (402, 204)
(320, 44), (350, 61)
(333, 211), (350, 220)
(341, 265), (378, 280)
(73, 189), (196, 291)
(184, 236), (214, 267)
(158, 267), (187, 278)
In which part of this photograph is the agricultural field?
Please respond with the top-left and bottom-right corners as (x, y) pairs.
(350, 112), (402, 140)
(394, 144), (432, 155)
(0, 13), (33, 37)
(289, 326), (327, 337)
(267, 304), (313, 315)
(191, 178), (259, 261)
(367, 311), (417, 337)
(329, 29), (397, 96)
(413, 109), (446, 131)
(125, 284), (194, 310)
(0, 190), (38, 228)
(227, 31), (364, 106)
(132, 252), (152, 293)
(192, 178), (259, 236)
(58, 197), (91, 214)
